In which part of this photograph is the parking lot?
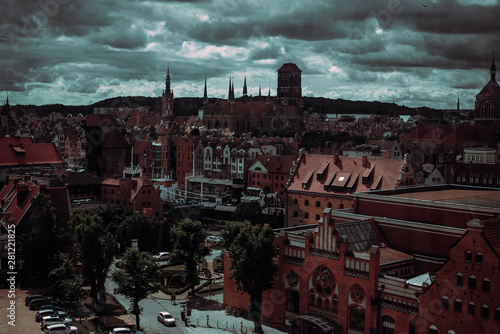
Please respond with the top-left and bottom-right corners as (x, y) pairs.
(0, 288), (44, 333)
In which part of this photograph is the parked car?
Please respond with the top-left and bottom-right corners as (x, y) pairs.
(206, 236), (222, 243)
(36, 310), (67, 322)
(153, 252), (170, 261)
(40, 304), (65, 311)
(43, 323), (78, 334)
(25, 294), (44, 306)
(41, 316), (73, 329)
(109, 328), (134, 334)
(29, 296), (55, 310)
(158, 311), (176, 326)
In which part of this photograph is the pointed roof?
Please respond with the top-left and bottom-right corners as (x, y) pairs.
(277, 63), (302, 72)
(203, 73), (208, 99)
(243, 74), (248, 96)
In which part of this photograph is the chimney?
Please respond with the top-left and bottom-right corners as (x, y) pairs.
(362, 155), (368, 167)
(17, 183), (29, 207)
(334, 154), (339, 164)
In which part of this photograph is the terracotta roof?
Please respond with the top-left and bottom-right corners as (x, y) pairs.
(476, 80), (500, 97)
(287, 154), (407, 194)
(84, 114), (119, 128)
(252, 155), (294, 174)
(483, 219), (500, 255)
(0, 142), (62, 166)
(0, 178), (40, 227)
(277, 63), (302, 72)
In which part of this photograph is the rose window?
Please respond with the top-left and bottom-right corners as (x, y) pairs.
(350, 284), (365, 303)
(311, 266), (336, 297)
(287, 271), (299, 288)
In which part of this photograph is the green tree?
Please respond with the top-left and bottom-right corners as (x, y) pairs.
(48, 252), (84, 310)
(232, 201), (266, 225)
(111, 248), (160, 330)
(96, 204), (133, 254)
(21, 192), (63, 283)
(223, 221), (277, 333)
(70, 208), (114, 310)
(125, 212), (171, 254)
(170, 218), (209, 296)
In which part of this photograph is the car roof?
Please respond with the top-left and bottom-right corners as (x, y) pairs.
(159, 311), (172, 315)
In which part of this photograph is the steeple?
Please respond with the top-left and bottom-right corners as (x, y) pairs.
(228, 75), (232, 100)
(166, 64), (172, 93)
(243, 71), (248, 97)
(259, 82), (262, 97)
(268, 79), (271, 97)
(203, 72), (208, 100)
(491, 50), (496, 82)
(457, 92), (460, 112)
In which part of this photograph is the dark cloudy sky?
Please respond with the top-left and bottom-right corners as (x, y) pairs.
(1, 0), (500, 109)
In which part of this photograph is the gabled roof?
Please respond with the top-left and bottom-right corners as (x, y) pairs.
(288, 154), (407, 195)
(483, 219), (500, 255)
(0, 141), (62, 167)
(476, 80), (500, 98)
(0, 178), (40, 227)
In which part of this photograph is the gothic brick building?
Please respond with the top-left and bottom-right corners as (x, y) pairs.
(223, 185), (500, 333)
(202, 63), (304, 135)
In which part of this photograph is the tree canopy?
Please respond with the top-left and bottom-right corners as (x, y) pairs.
(170, 218), (209, 296)
(223, 221), (277, 333)
(48, 252), (83, 309)
(70, 208), (115, 309)
(111, 248), (160, 331)
(232, 201), (266, 225)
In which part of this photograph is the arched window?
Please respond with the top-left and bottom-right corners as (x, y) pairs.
(454, 298), (462, 312)
(468, 301), (475, 315)
(332, 296), (338, 312)
(481, 304), (489, 318)
(350, 306), (365, 331)
(304, 200), (309, 206)
(455, 272), (463, 286)
(293, 211), (298, 217)
(304, 212), (309, 219)
(441, 295), (449, 310)
(476, 252), (483, 264)
(382, 315), (395, 334)
(429, 325), (437, 334)
(349, 284), (365, 303)
(465, 250), (472, 262)
(447, 331), (456, 334)
(327, 202), (332, 208)
(293, 198), (298, 205)
(482, 277), (491, 292)
(309, 289), (315, 305)
(324, 299), (330, 310)
(315, 214), (320, 220)
(469, 275), (477, 289)
(286, 290), (300, 314)
(316, 201), (321, 207)
(495, 307), (500, 321)
(339, 203), (344, 209)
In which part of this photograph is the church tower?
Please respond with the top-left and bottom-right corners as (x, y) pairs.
(474, 52), (500, 123)
(162, 65), (174, 119)
(277, 63), (302, 105)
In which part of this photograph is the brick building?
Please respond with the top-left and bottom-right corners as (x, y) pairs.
(247, 155), (295, 200)
(285, 153), (415, 227)
(101, 177), (162, 216)
(223, 185), (500, 333)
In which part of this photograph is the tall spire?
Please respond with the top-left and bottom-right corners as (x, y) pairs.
(268, 79), (271, 97)
(259, 82), (262, 97)
(228, 74), (232, 100)
(457, 91), (460, 112)
(165, 63), (172, 93)
(491, 50), (496, 82)
(203, 71), (208, 100)
(243, 70), (248, 97)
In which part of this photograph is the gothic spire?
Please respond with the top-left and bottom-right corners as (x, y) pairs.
(491, 50), (496, 82)
(243, 71), (248, 97)
(228, 75), (232, 100)
(166, 63), (171, 92)
(203, 71), (208, 100)
(457, 92), (460, 112)
(259, 82), (262, 97)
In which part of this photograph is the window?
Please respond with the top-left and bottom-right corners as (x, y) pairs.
(316, 201), (320, 207)
(441, 295), (449, 310)
(293, 211), (298, 218)
(409, 321), (416, 334)
(468, 301), (475, 315)
(349, 306), (365, 331)
(476, 252), (482, 264)
(469, 275), (477, 289)
(428, 325), (437, 334)
(382, 316), (395, 334)
(482, 278), (491, 292)
(315, 214), (320, 220)
(304, 200), (309, 206)
(454, 298), (462, 312)
(495, 307), (500, 321)
(465, 250), (472, 262)
(293, 198), (298, 205)
(286, 290), (300, 314)
(455, 273), (463, 286)
(332, 296), (338, 312)
(304, 212), (309, 219)
(481, 304), (489, 318)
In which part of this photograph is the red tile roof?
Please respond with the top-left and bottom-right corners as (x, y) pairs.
(277, 63), (302, 72)
(287, 154), (408, 194)
(0, 141), (62, 166)
(476, 80), (500, 97)
(482, 219), (500, 255)
(0, 178), (40, 227)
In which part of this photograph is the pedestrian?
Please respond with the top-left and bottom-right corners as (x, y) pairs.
(171, 293), (175, 304)
(173, 293), (176, 304)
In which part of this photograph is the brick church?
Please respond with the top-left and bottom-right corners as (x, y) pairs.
(201, 63), (304, 135)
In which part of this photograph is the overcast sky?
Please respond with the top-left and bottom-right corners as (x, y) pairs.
(1, 0), (500, 109)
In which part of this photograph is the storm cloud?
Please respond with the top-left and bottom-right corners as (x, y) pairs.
(1, 0), (500, 108)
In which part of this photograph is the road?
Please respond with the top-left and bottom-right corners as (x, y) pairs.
(105, 260), (188, 334)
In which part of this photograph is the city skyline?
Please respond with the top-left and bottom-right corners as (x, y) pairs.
(1, 0), (500, 109)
